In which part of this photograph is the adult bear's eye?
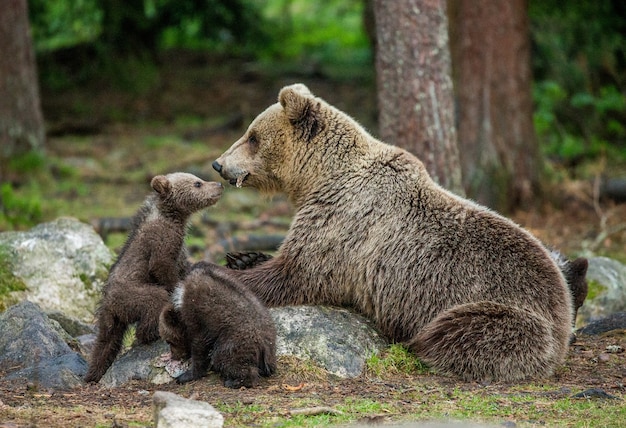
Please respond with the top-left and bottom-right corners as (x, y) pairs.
(247, 134), (258, 146)
(194, 181), (202, 188)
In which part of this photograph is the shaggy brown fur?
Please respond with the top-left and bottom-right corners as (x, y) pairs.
(212, 83), (573, 382)
(84, 173), (223, 383)
(158, 262), (277, 388)
(230, 250), (588, 324)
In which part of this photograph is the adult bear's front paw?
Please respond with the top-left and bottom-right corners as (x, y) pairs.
(225, 252), (273, 270)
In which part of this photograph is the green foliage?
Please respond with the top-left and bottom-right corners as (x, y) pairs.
(530, 0), (626, 165)
(8, 150), (47, 174)
(533, 81), (626, 162)
(31, 0), (371, 84)
(29, 0), (102, 52)
(258, 0), (371, 68)
(0, 183), (43, 230)
(30, 0), (267, 55)
(0, 152), (48, 228)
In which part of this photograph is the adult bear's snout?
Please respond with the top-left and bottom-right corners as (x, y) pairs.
(212, 160), (222, 173)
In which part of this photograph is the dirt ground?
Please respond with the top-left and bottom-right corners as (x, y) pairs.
(1, 53), (626, 427)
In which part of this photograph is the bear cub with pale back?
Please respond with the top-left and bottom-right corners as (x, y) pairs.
(159, 261), (277, 388)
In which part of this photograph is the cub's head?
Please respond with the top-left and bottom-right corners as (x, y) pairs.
(212, 83), (334, 199)
(151, 172), (223, 216)
(550, 250), (589, 324)
(158, 303), (190, 361)
(564, 257), (589, 317)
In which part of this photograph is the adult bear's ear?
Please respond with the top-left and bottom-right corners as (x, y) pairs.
(151, 175), (171, 196)
(279, 84), (322, 141)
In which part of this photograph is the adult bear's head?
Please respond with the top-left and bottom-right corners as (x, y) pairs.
(212, 83), (373, 206)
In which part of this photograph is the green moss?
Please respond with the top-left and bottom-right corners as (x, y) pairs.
(366, 344), (430, 377)
(586, 279), (607, 301)
(0, 244), (27, 311)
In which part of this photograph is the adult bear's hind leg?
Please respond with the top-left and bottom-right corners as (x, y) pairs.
(408, 301), (565, 382)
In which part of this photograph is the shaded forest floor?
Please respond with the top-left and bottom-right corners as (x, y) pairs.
(1, 52), (626, 427)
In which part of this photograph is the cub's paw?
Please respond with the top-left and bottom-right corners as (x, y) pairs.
(223, 375), (257, 389)
(176, 370), (199, 384)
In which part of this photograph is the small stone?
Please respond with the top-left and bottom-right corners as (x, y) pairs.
(153, 391), (224, 428)
(605, 345), (624, 353)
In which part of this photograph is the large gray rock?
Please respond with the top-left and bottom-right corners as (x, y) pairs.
(0, 301), (87, 389)
(0, 300), (74, 371)
(100, 305), (387, 387)
(153, 391), (224, 428)
(271, 305), (387, 378)
(577, 311), (626, 335)
(6, 352), (87, 390)
(578, 257), (626, 323)
(100, 341), (171, 388)
(0, 217), (114, 322)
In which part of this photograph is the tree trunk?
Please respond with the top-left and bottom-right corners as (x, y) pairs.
(374, 0), (463, 196)
(0, 0), (45, 181)
(449, 0), (540, 211)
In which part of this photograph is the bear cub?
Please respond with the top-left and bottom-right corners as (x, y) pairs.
(159, 261), (277, 388)
(84, 172), (223, 383)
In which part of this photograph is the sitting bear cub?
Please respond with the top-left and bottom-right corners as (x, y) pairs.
(212, 83), (573, 382)
(159, 261), (277, 388)
(85, 173), (223, 383)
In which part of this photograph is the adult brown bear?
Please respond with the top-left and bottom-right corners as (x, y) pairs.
(212, 83), (572, 382)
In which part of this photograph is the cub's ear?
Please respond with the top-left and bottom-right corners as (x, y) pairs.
(151, 175), (171, 196)
(571, 257), (589, 277)
(159, 304), (181, 331)
(279, 84), (321, 141)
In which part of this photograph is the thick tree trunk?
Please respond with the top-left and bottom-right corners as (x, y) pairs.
(0, 0), (45, 180)
(374, 0), (463, 196)
(449, 0), (540, 211)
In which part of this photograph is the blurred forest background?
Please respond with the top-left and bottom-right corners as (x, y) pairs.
(0, 0), (625, 260)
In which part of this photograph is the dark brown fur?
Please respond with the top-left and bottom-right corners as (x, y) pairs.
(212, 83), (573, 382)
(84, 173), (222, 383)
(549, 250), (589, 327)
(158, 262), (277, 388)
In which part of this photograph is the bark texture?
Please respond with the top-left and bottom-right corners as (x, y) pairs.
(374, 0), (463, 196)
(0, 0), (45, 180)
(449, 0), (540, 210)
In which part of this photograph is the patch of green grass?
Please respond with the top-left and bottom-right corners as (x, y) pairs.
(217, 389), (624, 427)
(366, 344), (430, 377)
(410, 388), (624, 427)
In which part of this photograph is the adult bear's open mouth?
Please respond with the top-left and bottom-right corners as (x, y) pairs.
(212, 161), (249, 188)
(230, 172), (249, 188)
